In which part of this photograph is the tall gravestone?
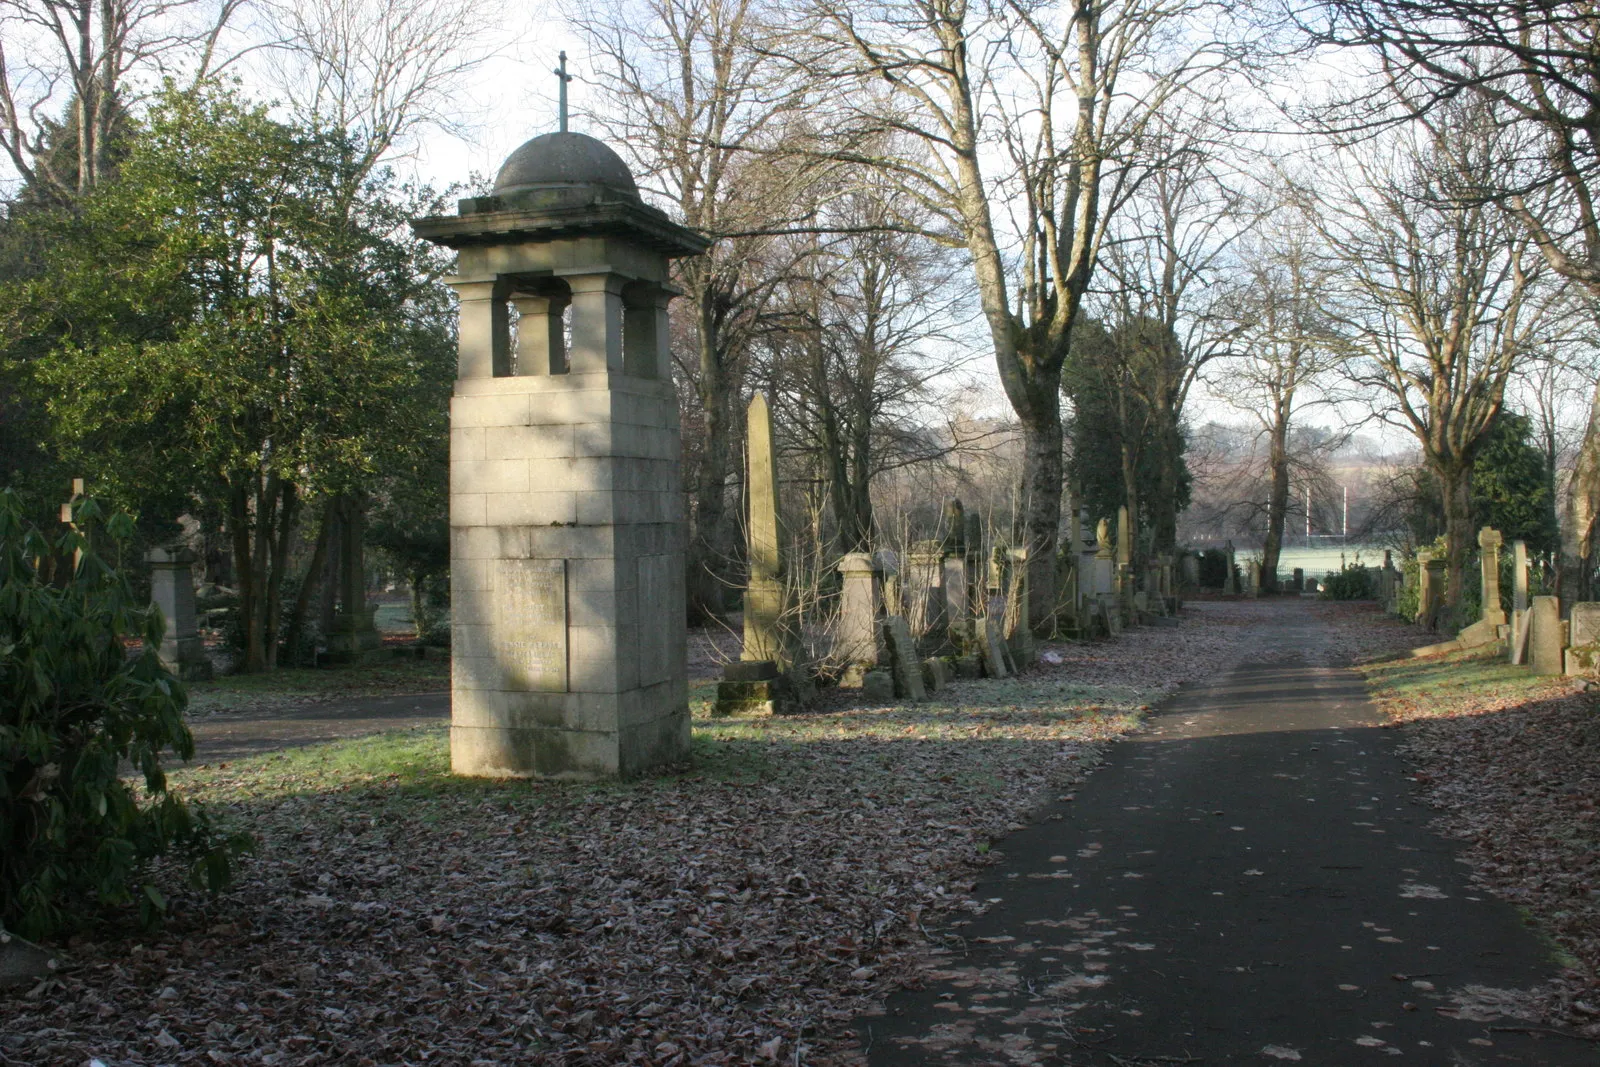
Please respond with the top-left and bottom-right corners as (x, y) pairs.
(1478, 527), (1505, 624)
(414, 130), (709, 777)
(1510, 540), (1530, 665)
(1223, 539), (1238, 595)
(146, 547), (213, 680)
(1528, 595), (1564, 676)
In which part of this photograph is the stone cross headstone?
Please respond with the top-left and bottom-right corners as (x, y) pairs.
(414, 127), (707, 778)
(836, 552), (884, 685)
(1510, 540), (1530, 665)
(1478, 527), (1505, 625)
(146, 546), (213, 680)
(1528, 595), (1564, 675)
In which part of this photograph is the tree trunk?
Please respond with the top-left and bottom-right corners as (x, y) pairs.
(227, 482), (264, 673)
(1019, 391), (1064, 634)
(688, 303), (732, 621)
(1437, 461), (1473, 622)
(282, 501), (333, 666)
(1561, 377), (1600, 603)
(1261, 414), (1291, 593)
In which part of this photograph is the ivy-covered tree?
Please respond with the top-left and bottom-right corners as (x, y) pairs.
(1471, 411), (1560, 554)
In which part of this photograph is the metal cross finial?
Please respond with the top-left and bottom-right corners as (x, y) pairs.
(554, 51), (574, 133)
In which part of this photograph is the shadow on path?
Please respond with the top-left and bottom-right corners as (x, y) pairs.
(186, 693), (449, 763)
(860, 608), (1591, 1065)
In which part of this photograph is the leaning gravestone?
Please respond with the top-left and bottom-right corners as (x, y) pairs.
(414, 127), (708, 777)
(879, 615), (927, 701)
(979, 617), (1011, 678)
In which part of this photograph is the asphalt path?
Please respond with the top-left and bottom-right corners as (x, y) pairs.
(860, 607), (1591, 1065)
(185, 692), (449, 763)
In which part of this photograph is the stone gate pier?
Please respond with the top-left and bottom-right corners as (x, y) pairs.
(415, 131), (709, 778)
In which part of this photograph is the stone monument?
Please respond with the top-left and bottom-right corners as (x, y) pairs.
(414, 123), (709, 777)
(835, 552), (884, 685)
(146, 546), (213, 680)
(715, 392), (808, 715)
(1456, 527), (1505, 649)
(323, 495), (383, 664)
(1527, 595), (1564, 676)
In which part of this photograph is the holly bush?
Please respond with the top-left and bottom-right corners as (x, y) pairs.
(0, 489), (250, 938)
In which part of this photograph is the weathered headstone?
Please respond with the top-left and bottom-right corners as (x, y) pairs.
(921, 656), (949, 691)
(146, 546), (213, 680)
(1223, 540), (1238, 594)
(861, 669), (894, 703)
(836, 552), (884, 685)
(879, 615), (927, 700)
(979, 616), (1011, 677)
(1181, 553), (1200, 589)
(1528, 595), (1564, 676)
(943, 552), (972, 648)
(415, 127), (707, 777)
(905, 542), (946, 639)
(1566, 603), (1600, 676)
(1247, 560), (1261, 598)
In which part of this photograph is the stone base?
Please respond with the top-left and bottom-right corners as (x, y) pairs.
(861, 669), (895, 702)
(1566, 644), (1600, 678)
(713, 677), (799, 716)
(1456, 618), (1501, 650)
(161, 636), (214, 681)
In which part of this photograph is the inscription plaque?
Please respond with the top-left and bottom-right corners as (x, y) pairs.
(494, 558), (568, 691)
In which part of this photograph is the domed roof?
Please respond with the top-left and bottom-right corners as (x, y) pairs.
(493, 132), (638, 198)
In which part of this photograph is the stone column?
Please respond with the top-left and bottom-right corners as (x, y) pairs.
(510, 292), (568, 375)
(1093, 519), (1115, 598)
(1510, 540), (1530, 664)
(565, 273), (625, 374)
(836, 552), (884, 685)
(451, 277), (511, 379)
(1417, 551), (1446, 630)
(146, 547), (213, 680)
(1478, 527), (1505, 624)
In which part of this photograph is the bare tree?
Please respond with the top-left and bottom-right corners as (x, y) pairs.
(786, 0), (1240, 629)
(571, 0), (835, 619)
(1212, 184), (1344, 589)
(261, 0), (502, 186)
(1303, 0), (1600, 596)
(0, 0), (245, 198)
(758, 181), (972, 553)
(1313, 107), (1567, 621)
(1087, 109), (1248, 555)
